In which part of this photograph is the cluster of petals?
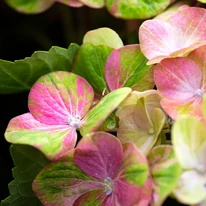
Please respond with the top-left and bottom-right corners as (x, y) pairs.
(139, 5), (206, 65)
(153, 45), (206, 119)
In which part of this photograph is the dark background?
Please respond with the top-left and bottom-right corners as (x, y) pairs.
(0, 1), (186, 205)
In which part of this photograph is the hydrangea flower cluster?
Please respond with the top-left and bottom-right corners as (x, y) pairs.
(3, 4), (206, 206)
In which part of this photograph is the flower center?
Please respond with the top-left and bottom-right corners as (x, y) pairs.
(195, 89), (204, 98)
(104, 177), (113, 196)
(68, 115), (81, 129)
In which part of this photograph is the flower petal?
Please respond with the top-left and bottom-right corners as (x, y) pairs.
(105, 45), (153, 91)
(161, 97), (203, 119)
(33, 151), (104, 205)
(74, 132), (123, 180)
(173, 170), (206, 205)
(29, 71), (94, 125)
(139, 19), (180, 64)
(55, 0), (83, 7)
(5, 113), (77, 160)
(83, 28), (123, 49)
(118, 97), (165, 155)
(154, 58), (202, 100)
(114, 142), (152, 206)
(172, 115), (206, 170)
(148, 145), (181, 206)
(139, 5), (206, 64)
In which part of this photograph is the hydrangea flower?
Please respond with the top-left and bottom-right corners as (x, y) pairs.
(33, 132), (152, 205)
(117, 90), (166, 155)
(172, 115), (206, 205)
(139, 5), (206, 65)
(5, 71), (131, 160)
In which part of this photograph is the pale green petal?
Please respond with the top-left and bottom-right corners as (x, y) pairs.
(173, 170), (206, 204)
(172, 115), (206, 171)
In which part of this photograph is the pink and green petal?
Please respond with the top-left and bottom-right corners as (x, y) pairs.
(187, 45), (206, 85)
(168, 6), (206, 43)
(139, 20), (180, 65)
(161, 97), (203, 119)
(172, 115), (206, 171)
(148, 145), (181, 206)
(80, 87), (131, 135)
(5, 113), (77, 161)
(83, 28), (123, 49)
(29, 71), (94, 126)
(33, 151), (104, 205)
(114, 142), (152, 206)
(113, 178), (152, 206)
(6, 0), (54, 14)
(117, 98), (165, 155)
(154, 58), (202, 100)
(78, 0), (104, 8)
(139, 6), (206, 64)
(173, 170), (206, 205)
(105, 45), (154, 91)
(74, 132), (123, 180)
(55, 0), (84, 7)
(105, 0), (173, 19)
(73, 190), (107, 205)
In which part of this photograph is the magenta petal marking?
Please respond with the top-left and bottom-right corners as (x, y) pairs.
(154, 58), (202, 100)
(74, 132), (123, 180)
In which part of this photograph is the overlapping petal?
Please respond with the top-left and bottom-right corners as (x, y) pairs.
(29, 71), (94, 125)
(5, 113), (77, 160)
(172, 115), (206, 204)
(117, 91), (166, 155)
(105, 45), (154, 91)
(139, 5), (206, 65)
(154, 55), (205, 119)
(33, 132), (152, 205)
(5, 71), (94, 160)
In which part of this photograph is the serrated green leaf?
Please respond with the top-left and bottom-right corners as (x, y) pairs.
(1, 144), (50, 206)
(72, 43), (113, 94)
(0, 43), (79, 94)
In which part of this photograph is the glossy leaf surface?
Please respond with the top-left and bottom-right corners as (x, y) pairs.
(72, 43), (113, 94)
(0, 44), (79, 94)
(1, 144), (49, 206)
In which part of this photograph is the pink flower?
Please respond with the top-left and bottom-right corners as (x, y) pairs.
(139, 5), (206, 65)
(154, 46), (206, 119)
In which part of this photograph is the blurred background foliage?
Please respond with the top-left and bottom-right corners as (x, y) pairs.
(0, 0), (200, 205)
